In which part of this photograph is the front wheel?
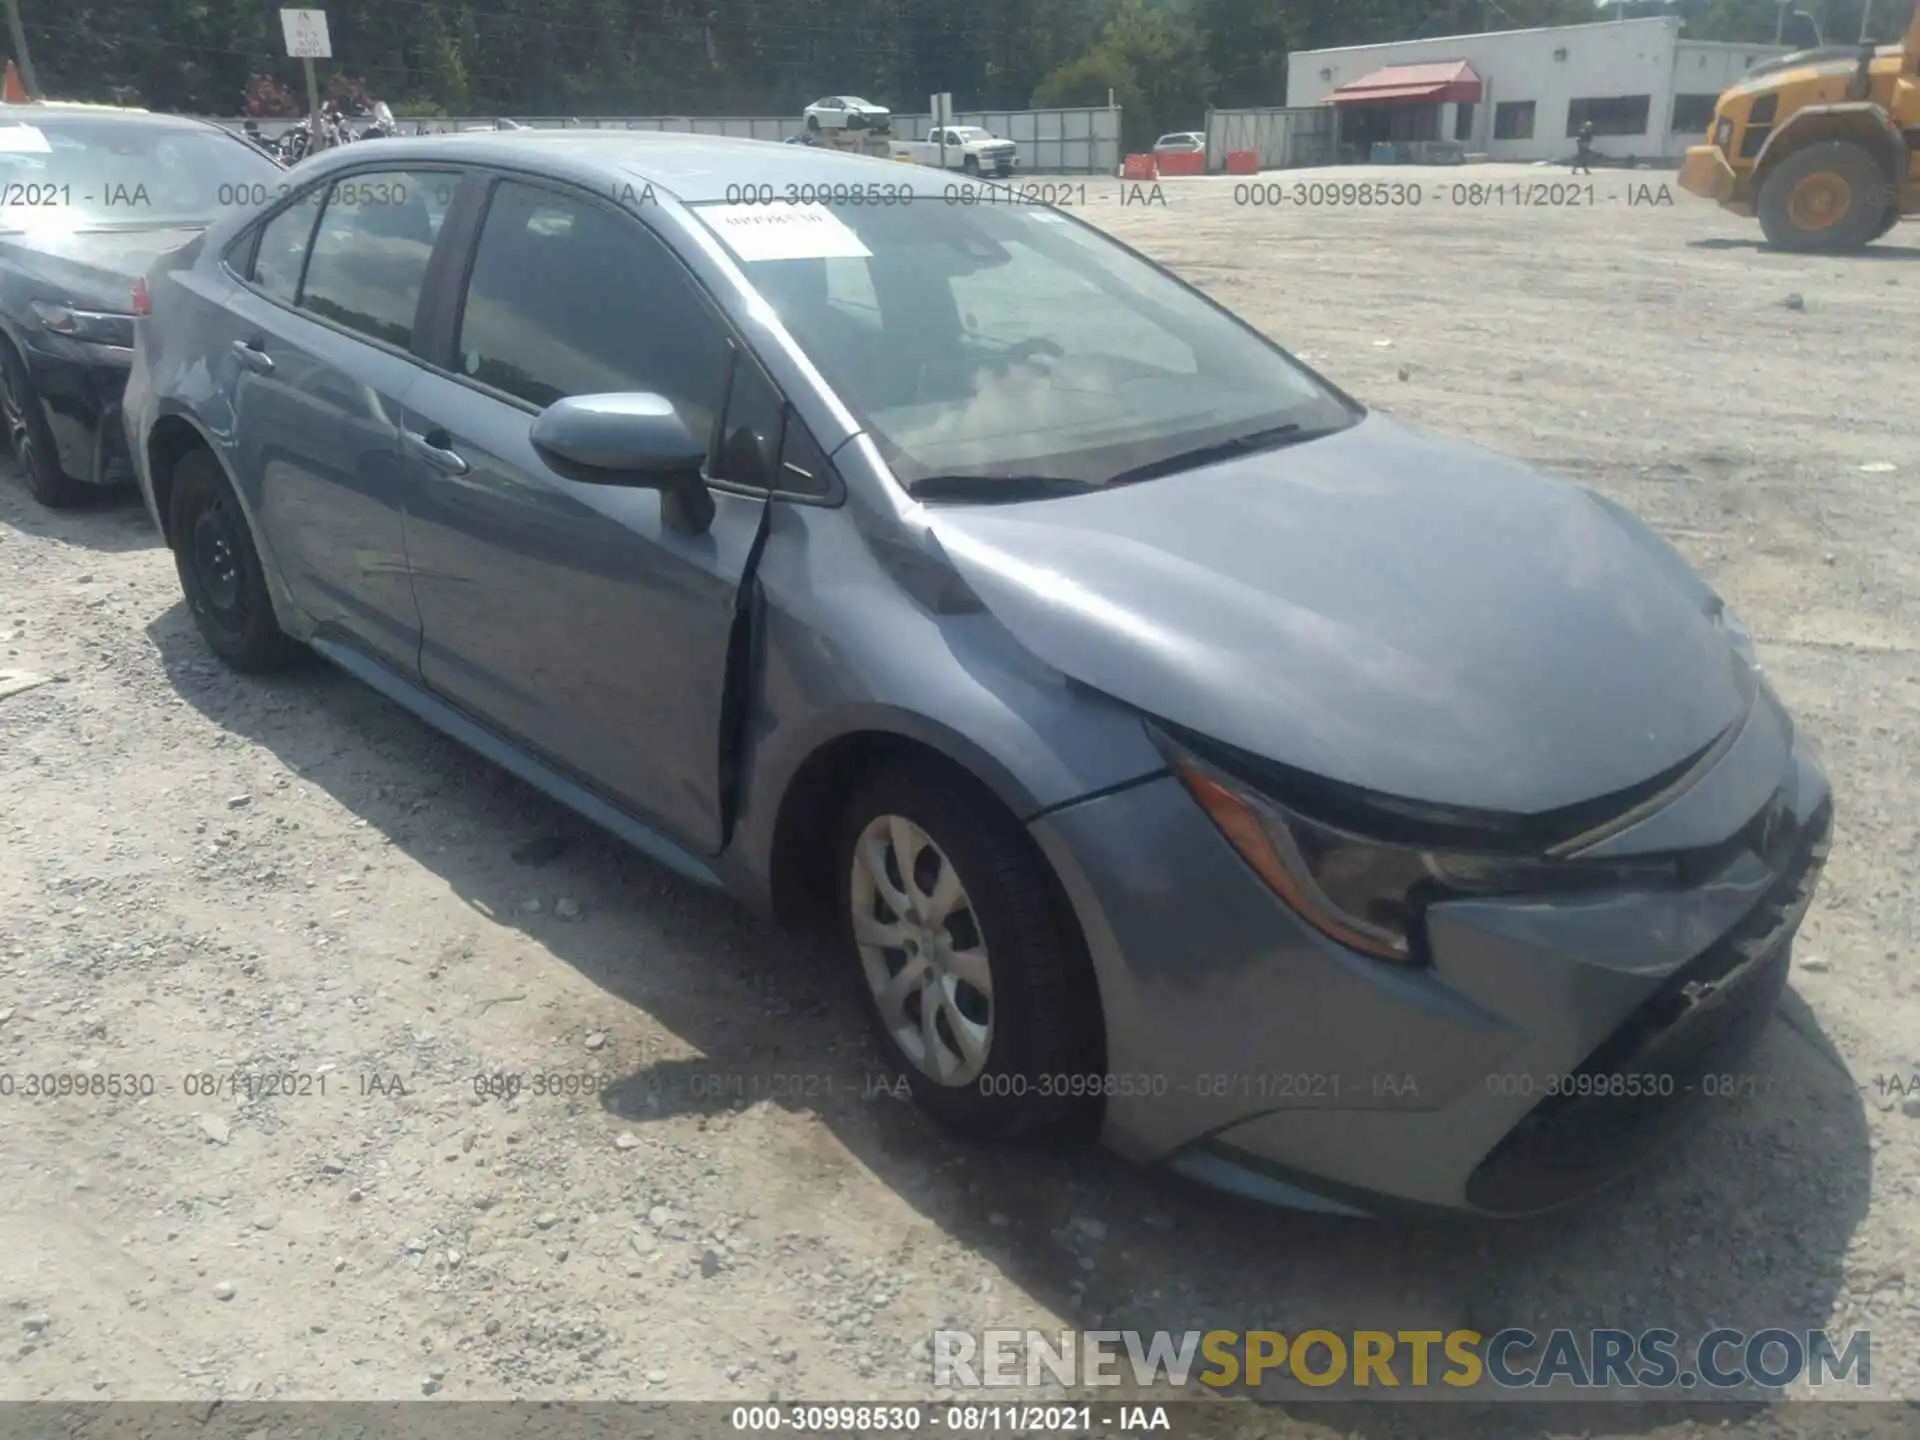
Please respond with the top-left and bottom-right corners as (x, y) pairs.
(806, 113), (821, 132)
(962, 154), (981, 177)
(836, 764), (1102, 1142)
(168, 449), (303, 672)
(1758, 141), (1890, 253)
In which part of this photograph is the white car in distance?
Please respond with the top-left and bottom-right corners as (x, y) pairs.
(802, 96), (891, 135)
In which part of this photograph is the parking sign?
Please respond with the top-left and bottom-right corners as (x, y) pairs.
(280, 9), (332, 58)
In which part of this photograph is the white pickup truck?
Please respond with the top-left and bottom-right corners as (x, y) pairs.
(890, 126), (1017, 177)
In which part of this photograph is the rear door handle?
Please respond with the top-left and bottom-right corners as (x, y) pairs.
(230, 338), (274, 374)
(404, 428), (470, 475)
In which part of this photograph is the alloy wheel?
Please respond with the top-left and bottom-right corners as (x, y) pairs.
(849, 814), (994, 1086)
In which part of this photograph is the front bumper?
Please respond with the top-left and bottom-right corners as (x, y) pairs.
(1029, 709), (1832, 1217)
(1680, 143), (1741, 203)
(23, 334), (134, 487)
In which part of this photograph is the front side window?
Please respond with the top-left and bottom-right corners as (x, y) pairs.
(299, 170), (456, 349)
(454, 180), (731, 451)
(714, 348), (785, 489)
(714, 201), (1356, 493)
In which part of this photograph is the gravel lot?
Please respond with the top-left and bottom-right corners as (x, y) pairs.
(2, 164), (1917, 1434)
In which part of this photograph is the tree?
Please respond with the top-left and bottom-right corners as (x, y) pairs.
(1194, 0), (1290, 106)
(1033, 50), (1138, 109)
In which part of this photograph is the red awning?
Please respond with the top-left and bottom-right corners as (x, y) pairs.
(1329, 60), (1482, 106)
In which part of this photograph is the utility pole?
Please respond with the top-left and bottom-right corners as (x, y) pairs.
(1858, 0), (1874, 42)
(1774, 2), (1789, 42)
(3, 0), (41, 100)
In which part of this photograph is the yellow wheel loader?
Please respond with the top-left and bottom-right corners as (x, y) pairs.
(1680, 2), (1920, 251)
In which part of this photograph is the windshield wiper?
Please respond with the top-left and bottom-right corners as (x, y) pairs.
(1103, 422), (1336, 488)
(906, 473), (1100, 503)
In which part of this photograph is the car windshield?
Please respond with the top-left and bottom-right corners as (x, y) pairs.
(0, 116), (283, 232)
(707, 199), (1358, 492)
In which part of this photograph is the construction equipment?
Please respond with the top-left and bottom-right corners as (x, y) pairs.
(1679, 1), (1920, 250)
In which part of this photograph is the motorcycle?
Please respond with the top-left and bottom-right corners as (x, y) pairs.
(353, 102), (398, 141)
(273, 111), (344, 163)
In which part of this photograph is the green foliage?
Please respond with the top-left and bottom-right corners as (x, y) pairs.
(1033, 50), (1140, 109)
(18, 0), (1861, 125)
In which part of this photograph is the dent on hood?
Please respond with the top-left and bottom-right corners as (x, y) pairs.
(920, 417), (1749, 818)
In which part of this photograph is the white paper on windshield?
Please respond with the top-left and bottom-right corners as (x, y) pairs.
(701, 202), (872, 262)
(0, 125), (51, 154)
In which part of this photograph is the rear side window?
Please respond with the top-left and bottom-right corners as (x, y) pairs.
(453, 180), (731, 448)
(250, 192), (323, 303)
(298, 170), (456, 349)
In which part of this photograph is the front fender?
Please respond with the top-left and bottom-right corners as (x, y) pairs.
(720, 501), (1168, 905)
(1754, 102), (1908, 189)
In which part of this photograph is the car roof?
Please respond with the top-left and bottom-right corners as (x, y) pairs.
(287, 128), (958, 202)
(0, 105), (226, 135)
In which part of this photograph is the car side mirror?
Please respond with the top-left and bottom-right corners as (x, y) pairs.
(529, 393), (716, 534)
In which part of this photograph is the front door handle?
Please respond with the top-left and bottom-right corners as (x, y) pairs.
(404, 428), (470, 475)
(230, 338), (274, 374)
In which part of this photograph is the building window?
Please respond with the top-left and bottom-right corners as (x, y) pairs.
(1567, 95), (1651, 137)
(1670, 93), (1719, 133)
(1455, 102), (1475, 141)
(1493, 101), (1535, 140)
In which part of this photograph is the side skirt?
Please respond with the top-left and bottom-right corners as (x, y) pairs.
(309, 636), (727, 890)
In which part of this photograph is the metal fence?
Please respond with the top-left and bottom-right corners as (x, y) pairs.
(1203, 106), (1336, 172)
(212, 107), (1122, 174)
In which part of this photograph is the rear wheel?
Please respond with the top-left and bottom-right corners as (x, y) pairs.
(167, 448), (303, 672)
(835, 764), (1101, 1142)
(1, 343), (88, 508)
(1758, 141), (1890, 253)
(1868, 202), (1900, 242)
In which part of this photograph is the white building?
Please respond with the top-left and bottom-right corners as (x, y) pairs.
(1284, 16), (1791, 164)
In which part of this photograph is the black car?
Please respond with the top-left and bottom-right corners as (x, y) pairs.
(0, 106), (286, 507)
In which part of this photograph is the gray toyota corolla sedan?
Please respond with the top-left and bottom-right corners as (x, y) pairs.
(124, 132), (1832, 1217)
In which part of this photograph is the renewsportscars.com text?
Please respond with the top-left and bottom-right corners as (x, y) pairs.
(932, 1327), (1871, 1391)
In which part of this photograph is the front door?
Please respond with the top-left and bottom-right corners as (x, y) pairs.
(399, 178), (772, 854)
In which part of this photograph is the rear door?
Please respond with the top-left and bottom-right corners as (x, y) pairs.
(396, 176), (773, 854)
(222, 168), (461, 675)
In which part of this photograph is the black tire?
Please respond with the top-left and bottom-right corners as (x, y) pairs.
(1758, 141), (1891, 253)
(1868, 203), (1900, 242)
(167, 448), (303, 672)
(962, 154), (981, 177)
(1, 341), (89, 508)
(835, 763), (1101, 1142)
(806, 113), (821, 132)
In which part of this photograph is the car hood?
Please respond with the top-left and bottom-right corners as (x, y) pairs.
(0, 226), (205, 308)
(923, 413), (1748, 817)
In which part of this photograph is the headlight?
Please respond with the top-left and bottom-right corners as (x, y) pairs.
(28, 300), (136, 348)
(1154, 729), (1678, 966)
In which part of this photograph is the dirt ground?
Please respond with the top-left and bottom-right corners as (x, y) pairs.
(2, 163), (1918, 1433)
